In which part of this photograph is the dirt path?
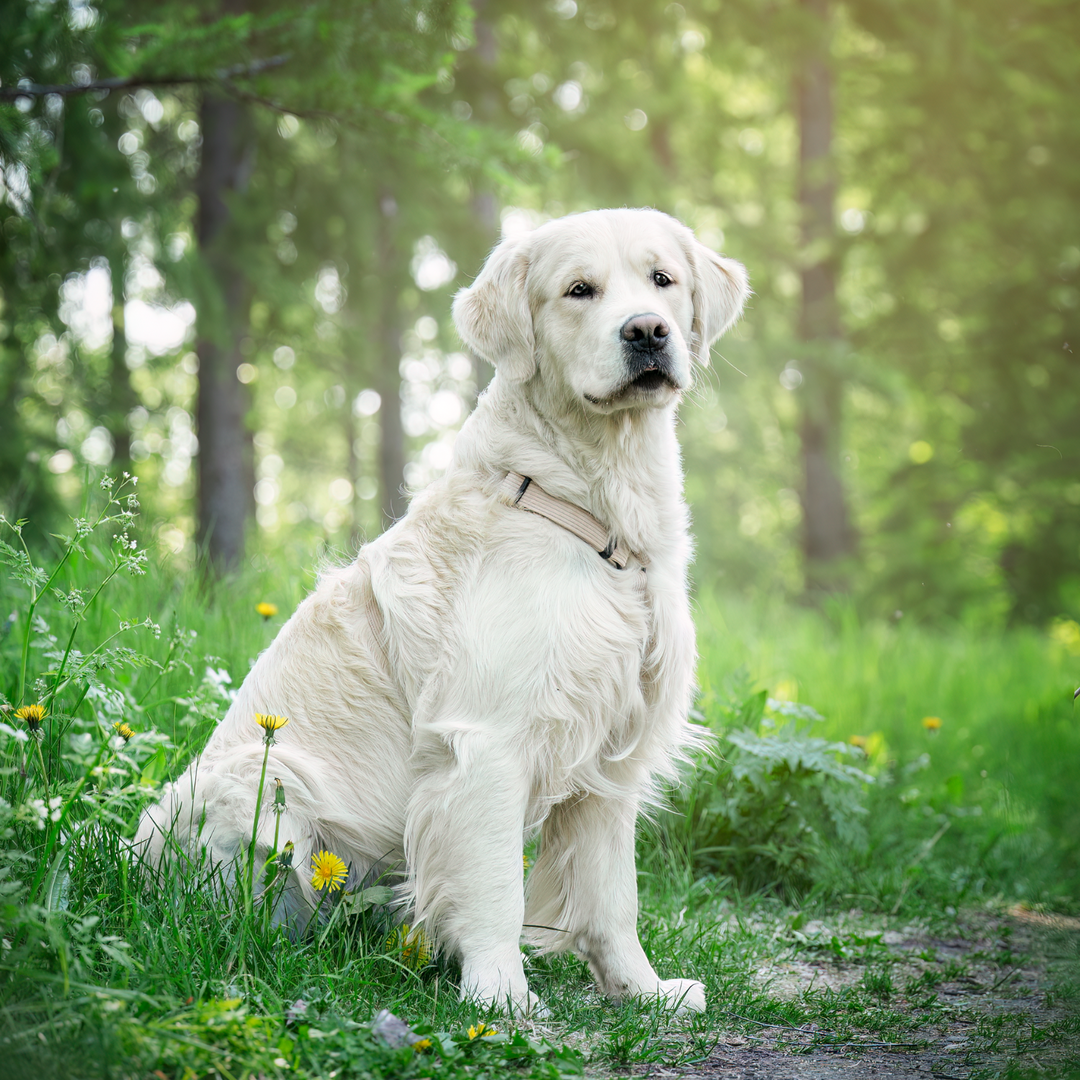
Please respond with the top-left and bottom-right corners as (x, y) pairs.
(642, 910), (1080, 1080)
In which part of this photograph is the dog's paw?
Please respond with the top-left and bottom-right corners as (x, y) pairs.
(652, 978), (706, 1014)
(461, 983), (549, 1019)
(510, 989), (550, 1020)
(460, 958), (548, 1019)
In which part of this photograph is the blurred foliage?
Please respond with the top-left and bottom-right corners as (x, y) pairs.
(1, 0), (1078, 622)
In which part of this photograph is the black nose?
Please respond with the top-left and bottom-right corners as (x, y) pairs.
(620, 314), (669, 353)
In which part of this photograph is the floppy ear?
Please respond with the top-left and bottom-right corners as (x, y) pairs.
(452, 233), (536, 382)
(682, 235), (750, 365)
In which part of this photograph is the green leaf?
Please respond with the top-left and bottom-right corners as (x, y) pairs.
(140, 745), (168, 786)
(340, 884), (394, 911)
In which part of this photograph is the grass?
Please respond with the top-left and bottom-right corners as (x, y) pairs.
(695, 588), (1080, 914)
(1, 483), (1078, 1078)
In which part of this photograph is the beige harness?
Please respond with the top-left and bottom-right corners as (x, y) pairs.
(362, 471), (646, 652)
(496, 471), (644, 570)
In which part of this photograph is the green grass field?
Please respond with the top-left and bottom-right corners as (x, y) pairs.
(695, 589), (1080, 914)
(1, 486), (1078, 1078)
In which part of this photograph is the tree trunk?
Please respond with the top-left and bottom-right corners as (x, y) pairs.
(795, 0), (855, 590)
(194, 90), (255, 570)
(375, 191), (408, 524)
(105, 306), (136, 472)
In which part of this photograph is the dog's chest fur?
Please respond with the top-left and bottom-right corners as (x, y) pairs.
(360, 417), (694, 808)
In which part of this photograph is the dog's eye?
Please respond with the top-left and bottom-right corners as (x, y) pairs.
(566, 281), (595, 298)
(651, 270), (674, 288)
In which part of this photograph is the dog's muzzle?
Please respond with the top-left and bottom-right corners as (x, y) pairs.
(620, 314), (678, 392)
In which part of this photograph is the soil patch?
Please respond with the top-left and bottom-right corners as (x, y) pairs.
(638, 910), (1079, 1080)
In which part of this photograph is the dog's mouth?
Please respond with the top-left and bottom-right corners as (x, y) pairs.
(629, 367), (675, 393)
(583, 357), (682, 409)
(620, 353), (682, 400)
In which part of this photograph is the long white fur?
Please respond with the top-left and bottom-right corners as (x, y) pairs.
(135, 208), (749, 1015)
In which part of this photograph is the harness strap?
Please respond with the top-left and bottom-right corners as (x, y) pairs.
(497, 471), (643, 571)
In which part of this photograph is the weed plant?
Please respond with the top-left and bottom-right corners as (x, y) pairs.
(1, 484), (1077, 1077)
(643, 673), (873, 897)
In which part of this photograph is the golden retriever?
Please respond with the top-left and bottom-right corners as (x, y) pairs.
(136, 208), (749, 1015)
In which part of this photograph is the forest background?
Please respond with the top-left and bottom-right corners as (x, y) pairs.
(3, 0), (1078, 627)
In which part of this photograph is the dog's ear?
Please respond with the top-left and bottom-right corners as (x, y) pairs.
(681, 233), (750, 365)
(452, 234), (536, 382)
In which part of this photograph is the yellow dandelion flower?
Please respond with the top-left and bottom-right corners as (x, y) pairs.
(387, 923), (432, 968)
(113, 721), (135, 741)
(255, 713), (288, 743)
(848, 735), (867, 749)
(413, 1038), (432, 1053)
(255, 712), (289, 732)
(310, 849), (347, 892)
(922, 716), (942, 731)
(16, 703), (47, 733)
(16, 703), (47, 731)
(468, 1022), (497, 1040)
(256, 601), (279, 619)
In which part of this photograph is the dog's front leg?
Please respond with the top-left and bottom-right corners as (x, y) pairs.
(404, 729), (539, 1014)
(525, 790), (705, 1013)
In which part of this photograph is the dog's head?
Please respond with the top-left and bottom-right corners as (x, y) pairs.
(453, 209), (749, 414)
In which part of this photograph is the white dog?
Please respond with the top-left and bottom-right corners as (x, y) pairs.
(136, 208), (748, 1015)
